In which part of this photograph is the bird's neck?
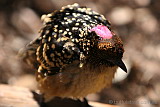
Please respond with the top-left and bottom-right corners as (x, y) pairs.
(86, 48), (116, 67)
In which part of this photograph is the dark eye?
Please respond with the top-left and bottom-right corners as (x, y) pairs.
(117, 48), (124, 55)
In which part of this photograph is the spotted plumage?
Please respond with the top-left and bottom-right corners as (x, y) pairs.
(33, 3), (114, 75)
(20, 3), (127, 101)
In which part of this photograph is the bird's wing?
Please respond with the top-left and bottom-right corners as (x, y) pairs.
(35, 32), (81, 76)
(18, 38), (41, 69)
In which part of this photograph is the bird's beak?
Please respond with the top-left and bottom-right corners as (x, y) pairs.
(114, 59), (127, 72)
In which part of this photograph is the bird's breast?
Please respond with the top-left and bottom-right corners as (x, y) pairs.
(36, 61), (117, 101)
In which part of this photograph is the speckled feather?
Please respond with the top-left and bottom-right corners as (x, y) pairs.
(33, 3), (122, 75)
(20, 3), (126, 101)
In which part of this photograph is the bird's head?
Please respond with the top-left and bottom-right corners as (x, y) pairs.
(90, 25), (127, 72)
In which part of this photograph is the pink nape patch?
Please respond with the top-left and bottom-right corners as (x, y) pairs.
(90, 25), (113, 39)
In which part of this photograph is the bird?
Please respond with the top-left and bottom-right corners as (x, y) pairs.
(19, 3), (127, 102)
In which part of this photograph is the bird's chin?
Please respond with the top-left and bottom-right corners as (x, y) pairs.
(92, 58), (127, 73)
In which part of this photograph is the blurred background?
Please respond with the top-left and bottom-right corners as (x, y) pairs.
(0, 0), (160, 107)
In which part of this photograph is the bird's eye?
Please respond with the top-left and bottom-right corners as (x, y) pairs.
(118, 48), (124, 54)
